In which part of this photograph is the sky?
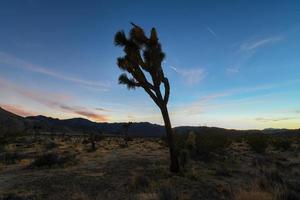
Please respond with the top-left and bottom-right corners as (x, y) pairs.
(0, 0), (300, 129)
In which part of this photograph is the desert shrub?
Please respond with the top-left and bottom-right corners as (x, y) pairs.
(130, 192), (159, 200)
(178, 149), (190, 169)
(119, 143), (128, 148)
(0, 145), (5, 153)
(185, 131), (196, 151)
(94, 134), (104, 142)
(0, 151), (22, 164)
(82, 138), (89, 144)
(271, 138), (291, 151)
(234, 187), (273, 200)
(44, 139), (58, 150)
(194, 133), (232, 159)
(0, 192), (38, 200)
(29, 152), (76, 168)
(245, 135), (269, 154)
(0, 131), (22, 147)
(130, 174), (150, 190)
(214, 165), (231, 177)
(159, 184), (180, 200)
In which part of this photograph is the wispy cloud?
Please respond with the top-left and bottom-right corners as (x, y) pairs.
(206, 27), (217, 37)
(170, 66), (206, 85)
(171, 78), (300, 115)
(95, 107), (110, 112)
(255, 117), (295, 122)
(0, 52), (110, 91)
(226, 66), (240, 73)
(226, 36), (282, 74)
(0, 78), (109, 122)
(240, 36), (282, 52)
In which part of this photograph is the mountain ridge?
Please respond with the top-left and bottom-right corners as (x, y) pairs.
(1, 107), (299, 137)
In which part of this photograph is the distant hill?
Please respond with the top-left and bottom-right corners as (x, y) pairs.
(0, 107), (299, 137)
(0, 107), (26, 134)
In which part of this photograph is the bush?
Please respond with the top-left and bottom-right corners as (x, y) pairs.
(29, 152), (76, 168)
(185, 131), (196, 151)
(0, 151), (22, 164)
(234, 187), (273, 200)
(245, 135), (269, 154)
(271, 138), (291, 151)
(159, 184), (180, 200)
(130, 174), (150, 190)
(194, 133), (232, 159)
(178, 149), (190, 169)
(44, 139), (58, 150)
(0, 192), (37, 200)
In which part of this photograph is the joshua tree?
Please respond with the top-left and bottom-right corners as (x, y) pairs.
(122, 122), (133, 146)
(114, 23), (179, 172)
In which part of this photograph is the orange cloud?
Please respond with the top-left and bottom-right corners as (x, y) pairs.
(0, 78), (109, 122)
(1, 104), (35, 117)
(75, 110), (108, 122)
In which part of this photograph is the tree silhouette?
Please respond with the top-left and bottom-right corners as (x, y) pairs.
(114, 23), (179, 173)
(122, 122), (133, 146)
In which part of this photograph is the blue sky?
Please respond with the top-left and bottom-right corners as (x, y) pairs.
(0, 0), (299, 129)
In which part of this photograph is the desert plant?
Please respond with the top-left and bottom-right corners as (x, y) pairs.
(159, 184), (180, 200)
(178, 148), (190, 169)
(29, 152), (76, 168)
(114, 23), (179, 172)
(123, 122), (133, 146)
(0, 151), (22, 164)
(245, 135), (269, 154)
(130, 173), (150, 191)
(44, 139), (58, 150)
(194, 133), (232, 160)
(89, 133), (96, 151)
(271, 137), (291, 151)
(234, 187), (273, 200)
(186, 131), (196, 151)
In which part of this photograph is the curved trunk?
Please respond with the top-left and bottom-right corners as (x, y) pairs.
(160, 104), (180, 173)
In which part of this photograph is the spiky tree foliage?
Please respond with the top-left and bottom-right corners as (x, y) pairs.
(114, 23), (179, 173)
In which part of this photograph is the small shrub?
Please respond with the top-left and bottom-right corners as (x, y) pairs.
(234, 189), (273, 200)
(130, 174), (150, 190)
(245, 135), (269, 154)
(82, 138), (90, 144)
(132, 192), (159, 200)
(0, 192), (37, 200)
(271, 138), (291, 151)
(119, 143), (128, 148)
(0, 151), (22, 164)
(178, 149), (190, 169)
(194, 133), (232, 159)
(214, 165), (231, 177)
(44, 139), (58, 150)
(159, 185), (180, 200)
(185, 131), (196, 151)
(29, 152), (76, 168)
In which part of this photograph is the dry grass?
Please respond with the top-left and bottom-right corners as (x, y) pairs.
(0, 135), (299, 200)
(234, 188), (273, 200)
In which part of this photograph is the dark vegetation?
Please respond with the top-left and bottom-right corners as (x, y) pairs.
(0, 132), (299, 199)
(28, 152), (76, 168)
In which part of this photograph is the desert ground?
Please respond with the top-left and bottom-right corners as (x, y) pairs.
(0, 134), (300, 200)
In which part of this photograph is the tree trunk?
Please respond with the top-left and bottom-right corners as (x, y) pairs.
(160, 103), (180, 173)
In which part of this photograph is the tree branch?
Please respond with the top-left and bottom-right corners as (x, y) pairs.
(163, 77), (170, 104)
(143, 86), (161, 107)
